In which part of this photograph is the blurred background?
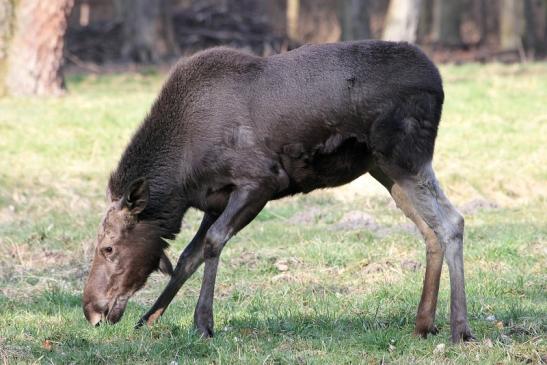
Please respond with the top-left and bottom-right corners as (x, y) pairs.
(0, 0), (546, 96)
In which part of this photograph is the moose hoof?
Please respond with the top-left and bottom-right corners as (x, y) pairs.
(414, 316), (439, 338)
(135, 318), (146, 329)
(135, 308), (164, 329)
(451, 323), (475, 343)
(414, 323), (439, 338)
(195, 322), (214, 338)
(194, 311), (214, 338)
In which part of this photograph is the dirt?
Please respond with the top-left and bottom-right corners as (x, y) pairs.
(361, 260), (395, 274)
(334, 211), (379, 231)
(397, 222), (421, 236)
(370, 222), (422, 239)
(289, 207), (323, 225)
(227, 250), (261, 269)
(400, 259), (422, 272)
(273, 257), (302, 272)
(270, 271), (319, 285)
(308, 283), (350, 296)
(459, 198), (499, 215)
(0, 243), (74, 270)
(330, 210), (426, 239)
(0, 205), (16, 225)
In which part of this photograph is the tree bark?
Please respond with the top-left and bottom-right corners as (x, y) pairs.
(476, 0), (488, 46)
(338, 0), (371, 41)
(0, 0), (13, 59)
(3, 0), (73, 96)
(545, 0), (547, 54)
(523, 0), (538, 55)
(431, 0), (463, 47)
(119, 0), (179, 63)
(417, 0), (433, 43)
(286, 0), (300, 41)
(0, 0), (14, 96)
(499, 0), (525, 51)
(382, 0), (423, 43)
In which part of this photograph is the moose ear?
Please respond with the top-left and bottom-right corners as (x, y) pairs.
(158, 251), (173, 276)
(122, 177), (149, 215)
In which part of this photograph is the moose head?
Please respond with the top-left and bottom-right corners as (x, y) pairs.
(82, 178), (173, 325)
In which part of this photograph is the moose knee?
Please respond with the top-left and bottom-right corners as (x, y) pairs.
(203, 228), (231, 258)
(425, 238), (444, 257)
(440, 213), (465, 261)
(449, 213), (464, 241)
(437, 211), (463, 242)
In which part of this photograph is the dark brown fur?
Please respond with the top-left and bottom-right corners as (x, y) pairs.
(83, 41), (473, 342)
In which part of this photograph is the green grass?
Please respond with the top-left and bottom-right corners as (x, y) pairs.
(0, 63), (546, 364)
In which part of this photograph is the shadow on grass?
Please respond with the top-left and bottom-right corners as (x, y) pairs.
(1, 285), (545, 363)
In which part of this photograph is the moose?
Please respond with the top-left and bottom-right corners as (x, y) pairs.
(83, 40), (474, 342)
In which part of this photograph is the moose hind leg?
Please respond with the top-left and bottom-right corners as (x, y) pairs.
(391, 184), (444, 337)
(396, 164), (474, 342)
(370, 167), (443, 337)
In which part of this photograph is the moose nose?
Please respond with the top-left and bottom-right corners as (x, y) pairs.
(83, 297), (128, 326)
(83, 302), (104, 326)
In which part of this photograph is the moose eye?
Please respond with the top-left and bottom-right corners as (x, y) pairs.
(102, 246), (113, 255)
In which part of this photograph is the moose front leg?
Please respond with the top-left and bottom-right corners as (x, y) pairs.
(136, 213), (216, 328)
(194, 185), (272, 337)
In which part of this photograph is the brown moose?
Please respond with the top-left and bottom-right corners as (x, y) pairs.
(83, 41), (474, 343)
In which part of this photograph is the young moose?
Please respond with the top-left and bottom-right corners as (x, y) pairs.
(83, 41), (474, 342)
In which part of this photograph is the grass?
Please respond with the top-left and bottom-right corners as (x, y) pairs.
(0, 62), (546, 364)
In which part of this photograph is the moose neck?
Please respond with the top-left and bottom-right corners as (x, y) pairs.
(109, 108), (190, 240)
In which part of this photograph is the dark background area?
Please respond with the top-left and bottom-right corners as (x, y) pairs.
(65, 0), (547, 67)
(1, 0), (545, 96)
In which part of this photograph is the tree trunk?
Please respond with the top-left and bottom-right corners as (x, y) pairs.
(382, 0), (423, 43)
(286, 0), (300, 42)
(417, 0), (433, 43)
(545, 0), (547, 55)
(0, 0), (13, 59)
(431, 0), (463, 47)
(476, 0), (487, 46)
(523, 0), (538, 55)
(0, 0), (14, 96)
(3, 0), (73, 96)
(499, 0), (525, 51)
(119, 0), (179, 63)
(338, 0), (371, 41)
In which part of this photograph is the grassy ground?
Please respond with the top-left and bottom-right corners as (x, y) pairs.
(0, 63), (545, 364)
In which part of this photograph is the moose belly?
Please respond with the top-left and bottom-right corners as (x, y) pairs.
(277, 136), (373, 197)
